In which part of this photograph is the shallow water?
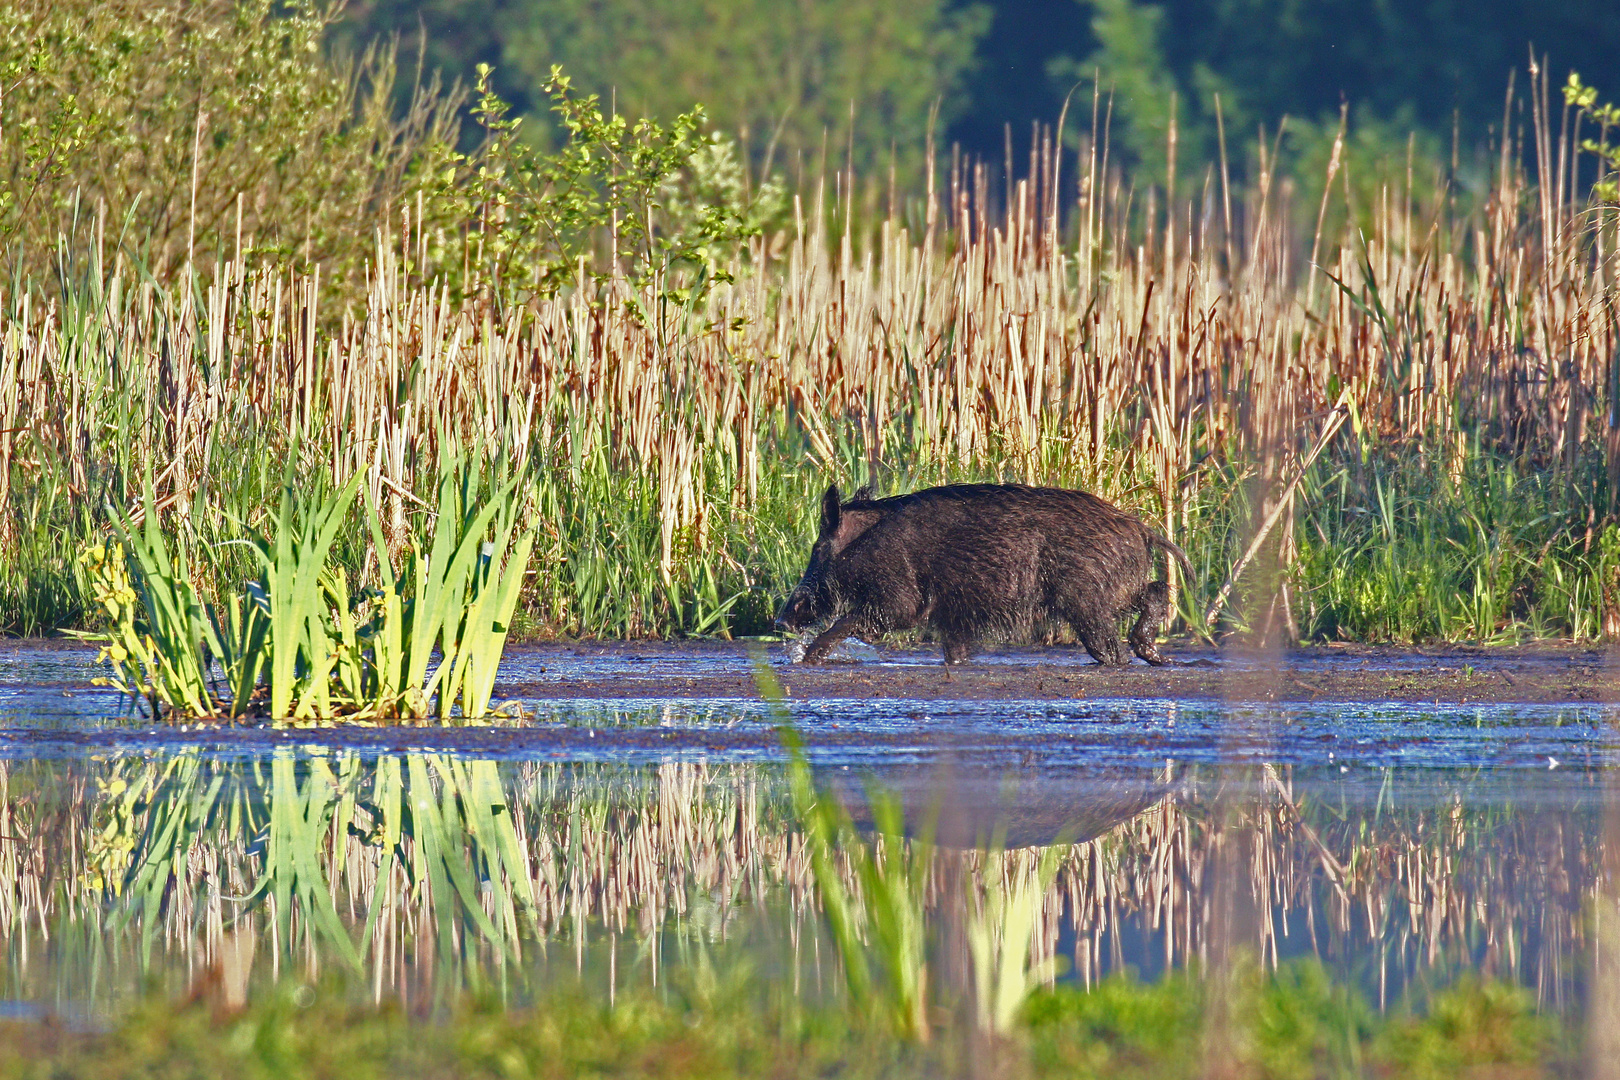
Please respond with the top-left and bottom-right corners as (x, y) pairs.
(0, 640), (1615, 1025)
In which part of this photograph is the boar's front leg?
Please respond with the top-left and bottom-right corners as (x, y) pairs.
(802, 615), (869, 664)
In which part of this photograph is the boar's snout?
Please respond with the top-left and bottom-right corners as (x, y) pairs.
(775, 586), (815, 633)
(773, 600), (801, 634)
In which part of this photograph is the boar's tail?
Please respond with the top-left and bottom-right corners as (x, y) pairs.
(1148, 531), (1194, 582)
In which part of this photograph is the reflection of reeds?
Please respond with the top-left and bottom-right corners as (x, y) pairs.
(0, 755), (1599, 1013)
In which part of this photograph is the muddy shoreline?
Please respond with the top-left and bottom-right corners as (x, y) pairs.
(499, 639), (1620, 706)
(2, 637), (1616, 773)
(2, 636), (1616, 707)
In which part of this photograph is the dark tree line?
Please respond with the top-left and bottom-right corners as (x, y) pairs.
(337, 0), (1620, 181)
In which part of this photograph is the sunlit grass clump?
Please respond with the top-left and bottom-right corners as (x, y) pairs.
(76, 458), (534, 722)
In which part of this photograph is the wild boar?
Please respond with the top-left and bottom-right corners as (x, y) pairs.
(775, 483), (1192, 666)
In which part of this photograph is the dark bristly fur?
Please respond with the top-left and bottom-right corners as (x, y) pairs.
(776, 483), (1193, 666)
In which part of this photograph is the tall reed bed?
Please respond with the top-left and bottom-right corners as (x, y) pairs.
(1, 74), (1617, 639)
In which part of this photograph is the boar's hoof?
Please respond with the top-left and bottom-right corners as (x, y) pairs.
(800, 642), (832, 664)
(1082, 639), (1128, 666)
(1128, 582), (1172, 665)
(1132, 643), (1169, 665)
(802, 617), (864, 664)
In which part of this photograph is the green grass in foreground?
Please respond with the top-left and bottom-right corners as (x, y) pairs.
(0, 964), (1569, 1080)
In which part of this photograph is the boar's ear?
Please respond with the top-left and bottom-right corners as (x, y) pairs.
(830, 508), (881, 554)
(851, 484), (875, 502)
(818, 485), (841, 537)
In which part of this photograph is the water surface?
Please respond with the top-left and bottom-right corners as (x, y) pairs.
(0, 641), (1613, 1024)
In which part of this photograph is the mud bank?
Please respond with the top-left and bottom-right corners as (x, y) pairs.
(499, 639), (1620, 705)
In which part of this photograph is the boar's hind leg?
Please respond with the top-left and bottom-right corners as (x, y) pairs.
(803, 615), (868, 664)
(1128, 581), (1171, 665)
(1072, 616), (1127, 666)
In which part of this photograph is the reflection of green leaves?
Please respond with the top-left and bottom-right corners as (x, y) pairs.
(405, 755), (503, 960)
(243, 753), (362, 971)
(782, 725), (932, 1043)
(783, 728), (871, 1009)
(450, 758), (538, 946)
(766, 658), (933, 1040)
(357, 754), (403, 956)
(94, 752), (256, 964)
(968, 844), (1063, 1035)
(115, 755), (223, 961)
(88, 750), (539, 973)
(769, 654), (1072, 1043)
(851, 788), (933, 1042)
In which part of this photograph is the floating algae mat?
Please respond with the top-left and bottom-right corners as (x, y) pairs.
(0, 641), (1616, 1038)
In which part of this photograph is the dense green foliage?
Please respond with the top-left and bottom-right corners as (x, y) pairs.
(1294, 450), (1618, 643)
(0, 0), (771, 301)
(0, 966), (1571, 1079)
(443, 66), (769, 303)
(340, 0), (988, 183)
(0, 0), (463, 285)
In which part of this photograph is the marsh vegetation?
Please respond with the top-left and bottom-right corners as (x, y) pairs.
(3, 3), (1620, 1073)
(2, 2), (1619, 649)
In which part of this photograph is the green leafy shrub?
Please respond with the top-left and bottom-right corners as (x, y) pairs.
(419, 64), (769, 309)
(0, 0), (777, 314)
(1566, 72), (1620, 203)
(0, 0), (464, 287)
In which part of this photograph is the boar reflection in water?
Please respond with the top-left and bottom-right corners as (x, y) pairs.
(776, 484), (1192, 666)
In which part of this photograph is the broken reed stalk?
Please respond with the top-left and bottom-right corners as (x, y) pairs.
(1202, 391), (1354, 633)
